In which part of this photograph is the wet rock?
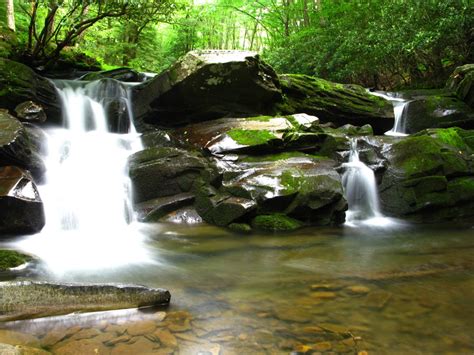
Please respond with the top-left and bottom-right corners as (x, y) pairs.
(0, 111), (45, 179)
(0, 166), (45, 236)
(135, 193), (195, 222)
(128, 147), (218, 204)
(276, 74), (394, 134)
(133, 50), (281, 127)
(104, 335), (131, 346)
(379, 128), (474, 221)
(364, 290), (392, 310)
(160, 207), (203, 224)
(312, 341), (332, 351)
(446, 63), (474, 108)
(151, 329), (177, 348)
(81, 68), (146, 82)
(14, 101), (46, 123)
(275, 307), (312, 323)
(0, 59), (61, 125)
(126, 321), (157, 337)
(0, 330), (40, 348)
(346, 285), (371, 295)
(0, 343), (51, 355)
(404, 94), (474, 133)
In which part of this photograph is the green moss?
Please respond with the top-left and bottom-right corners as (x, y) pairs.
(0, 250), (31, 271)
(248, 115), (274, 122)
(251, 213), (303, 232)
(227, 129), (277, 146)
(228, 223), (252, 234)
(430, 128), (467, 150)
(241, 151), (314, 163)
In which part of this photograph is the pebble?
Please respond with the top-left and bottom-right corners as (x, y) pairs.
(311, 291), (338, 299)
(346, 285), (371, 295)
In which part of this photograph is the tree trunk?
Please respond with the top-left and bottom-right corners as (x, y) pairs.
(6, 0), (15, 31)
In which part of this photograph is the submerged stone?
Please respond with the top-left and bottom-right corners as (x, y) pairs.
(0, 166), (45, 236)
(0, 281), (171, 322)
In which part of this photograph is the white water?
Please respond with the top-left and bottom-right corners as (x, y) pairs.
(12, 80), (154, 276)
(342, 139), (393, 227)
(369, 91), (410, 136)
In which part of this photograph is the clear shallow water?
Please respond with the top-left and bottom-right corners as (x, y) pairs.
(1, 222), (473, 354)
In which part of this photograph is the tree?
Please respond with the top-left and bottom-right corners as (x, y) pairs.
(6, 0), (15, 31)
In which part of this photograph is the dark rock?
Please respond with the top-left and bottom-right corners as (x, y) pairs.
(0, 58), (61, 125)
(128, 147), (218, 204)
(276, 74), (394, 134)
(379, 128), (474, 221)
(446, 64), (474, 108)
(133, 50), (282, 126)
(81, 68), (146, 82)
(0, 110), (45, 180)
(0, 166), (45, 236)
(14, 101), (46, 123)
(135, 192), (195, 222)
(404, 94), (474, 133)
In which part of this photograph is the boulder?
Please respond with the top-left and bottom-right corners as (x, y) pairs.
(81, 67), (146, 82)
(133, 50), (282, 126)
(0, 59), (61, 125)
(14, 101), (46, 123)
(403, 94), (474, 133)
(379, 128), (474, 221)
(446, 64), (474, 108)
(276, 74), (394, 134)
(0, 111), (45, 180)
(0, 166), (45, 236)
(128, 147), (218, 204)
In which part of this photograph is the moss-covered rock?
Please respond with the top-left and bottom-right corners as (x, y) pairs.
(0, 110), (45, 180)
(379, 128), (474, 221)
(81, 68), (145, 82)
(133, 50), (282, 127)
(276, 74), (394, 134)
(251, 214), (303, 232)
(404, 94), (474, 133)
(0, 58), (61, 124)
(446, 64), (474, 108)
(0, 250), (31, 271)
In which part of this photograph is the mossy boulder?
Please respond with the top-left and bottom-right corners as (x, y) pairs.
(446, 64), (474, 108)
(0, 58), (61, 125)
(403, 94), (474, 133)
(276, 74), (394, 134)
(0, 166), (45, 236)
(133, 50), (282, 127)
(251, 214), (303, 232)
(128, 147), (219, 204)
(0, 111), (45, 180)
(379, 128), (474, 221)
(0, 250), (32, 271)
(81, 68), (145, 82)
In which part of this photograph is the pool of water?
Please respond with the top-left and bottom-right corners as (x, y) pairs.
(1, 222), (474, 354)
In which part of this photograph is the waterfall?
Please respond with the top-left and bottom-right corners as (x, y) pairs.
(13, 79), (153, 275)
(342, 139), (383, 224)
(369, 91), (410, 136)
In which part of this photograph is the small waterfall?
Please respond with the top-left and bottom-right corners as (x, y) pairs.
(342, 139), (382, 223)
(13, 79), (153, 275)
(369, 91), (410, 136)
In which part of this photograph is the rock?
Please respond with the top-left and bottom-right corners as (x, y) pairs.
(0, 166), (45, 236)
(152, 329), (178, 348)
(0, 249), (32, 270)
(364, 290), (392, 310)
(276, 74), (394, 134)
(403, 94), (474, 133)
(446, 64), (474, 108)
(228, 223), (252, 234)
(379, 128), (474, 221)
(0, 281), (171, 321)
(128, 147), (218, 204)
(310, 291), (337, 299)
(81, 68), (146, 82)
(0, 343), (50, 355)
(310, 284), (342, 292)
(134, 193), (195, 222)
(14, 101), (46, 123)
(125, 320), (157, 336)
(133, 50), (281, 126)
(0, 111), (45, 180)
(0, 59), (61, 124)
(251, 214), (303, 232)
(346, 285), (371, 295)
(160, 207), (203, 224)
(0, 330), (40, 347)
(53, 339), (110, 355)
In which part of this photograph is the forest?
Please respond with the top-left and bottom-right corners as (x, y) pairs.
(1, 0), (472, 89)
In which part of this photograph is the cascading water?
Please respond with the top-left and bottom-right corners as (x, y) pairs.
(342, 139), (384, 225)
(370, 91), (410, 136)
(13, 79), (154, 276)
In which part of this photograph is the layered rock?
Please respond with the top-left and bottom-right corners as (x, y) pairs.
(446, 64), (474, 108)
(0, 58), (61, 125)
(0, 111), (45, 180)
(81, 67), (146, 82)
(133, 50), (282, 127)
(379, 128), (474, 221)
(276, 74), (394, 134)
(0, 166), (45, 236)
